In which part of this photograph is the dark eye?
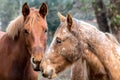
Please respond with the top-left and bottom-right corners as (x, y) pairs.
(56, 37), (62, 44)
(24, 29), (29, 35)
(45, 29), (47, 33)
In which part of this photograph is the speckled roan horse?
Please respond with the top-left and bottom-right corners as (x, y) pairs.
(40, 12), (120, 80)
(0, 2), (48, 80)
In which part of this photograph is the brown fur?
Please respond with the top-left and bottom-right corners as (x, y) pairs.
(71, 58), (89, 80)
(40, 13), (120, 80)
(0, 3), (48, 80)
(71, 49), (109, 80)
(72, 33), (119, 80)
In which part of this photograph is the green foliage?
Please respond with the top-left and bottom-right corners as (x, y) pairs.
(46, 0), (73, 44)
(0, 0), (73, 44)
(0, 0), (97, 44)
(0, 0), (19, 31)
(107, 1), (120, 27)
(116, 15), (120, 19)
(28, 0), (45, 8)
(46, 0), (73, 32)
(76, 0), (95, 20)
(112, 14), (120, 25)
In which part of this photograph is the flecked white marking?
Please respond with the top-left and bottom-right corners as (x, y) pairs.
(62, 47), (65, 51)
(47, 65), (53, 72)
(63, 29), (67, 33)
(47, 59), (51, 64)
(52, 49), (54, 53)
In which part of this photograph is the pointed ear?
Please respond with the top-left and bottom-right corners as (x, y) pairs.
(22, 2), (30, 19)
(39, 3), (48, 18)
(67, 13), (73, 31)
(57, 12), (65, 22)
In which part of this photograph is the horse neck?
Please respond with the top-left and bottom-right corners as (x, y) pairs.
(73, 21), (110, 55)
(75, 23), (120, 79)
(86, 31), (120, 80)
(72, 19), (118, 55)
(71, 24), (108, 79)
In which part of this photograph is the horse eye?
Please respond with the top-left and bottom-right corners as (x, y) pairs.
(24, 29), (29, 35)
(45, 29), (47, 33)
(56, 37), (62, 44)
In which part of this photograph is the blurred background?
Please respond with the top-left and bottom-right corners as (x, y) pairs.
(0, 0), (120, 80)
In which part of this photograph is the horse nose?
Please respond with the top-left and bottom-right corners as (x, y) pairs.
(32, 57), (41, 64)
(42, 73), (49, 78)
(31, 58), (41, 71)
(42, 69), (53, 79)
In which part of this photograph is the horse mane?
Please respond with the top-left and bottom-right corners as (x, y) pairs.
(75, 19), (119, 45)
(105, 32), (119, 45)
(6, 15), (23, 39)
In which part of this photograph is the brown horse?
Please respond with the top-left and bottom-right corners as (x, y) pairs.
(40, 12), (120, 80)
(0, 2), (48, 80)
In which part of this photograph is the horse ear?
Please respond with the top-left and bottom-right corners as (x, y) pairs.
(57, 12), (65, 22)
(39, 3), (48, 18)
(22, 2), (30, 19)
(67, 13), (73, 31)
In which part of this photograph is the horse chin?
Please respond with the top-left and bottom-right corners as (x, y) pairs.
(42, 69), (57, 79)
(44, 73), (57, 79)
(32, 63), (40, 71)
(49, 73), (57, 79)
(33, 67), (40, 71)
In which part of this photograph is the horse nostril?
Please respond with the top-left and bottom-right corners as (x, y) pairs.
(32, 58), (41, 64)
(35, 60), (41, 64)
(42, 69), (53, 78)
(42, 73), (49, 78)
(31, 58), (41, 71)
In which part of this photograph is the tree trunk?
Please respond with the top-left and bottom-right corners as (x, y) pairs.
(92, 0), (109, 32)
(93, 0), (120, 43)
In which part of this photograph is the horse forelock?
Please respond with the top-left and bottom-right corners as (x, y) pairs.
(6, 16), (23, 40)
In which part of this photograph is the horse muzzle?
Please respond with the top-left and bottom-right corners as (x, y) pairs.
(41, 68), (54, 79)
(40, 64), (56, 79)
(31, 57), (41, 71)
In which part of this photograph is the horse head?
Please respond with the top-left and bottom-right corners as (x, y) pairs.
(40, 12), (81, 79)
(21, 3), (48, 71)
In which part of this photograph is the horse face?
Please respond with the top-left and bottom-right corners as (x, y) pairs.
(22, 3), (48, 71)
(40, 13), (80, 79)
